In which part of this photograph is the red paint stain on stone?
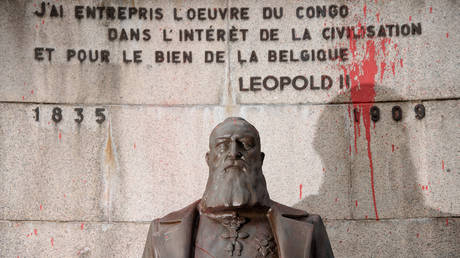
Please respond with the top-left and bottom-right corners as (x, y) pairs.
(81, 223), (84, 230)
(34, 229), (38, 235)
(335, 198), (338, 203)
(365, 215), (368, 219)
(392, 144), (395, 152)
(42, 20), (45, 24)
(446, 33), (449, 38)
(376, 12), (380, 22)
(391, 62), (396, 76)
(429, 7), (432, 13)
(58, 132), (62, 140)
(31, 90), (34, 94)
(22, 96), (24, 100)
(446, 218), (448, 226)
(409, 16), (412, 21)
(299, 184), (303, 199)
(349, 144), (352, 155)
(442, 160), (445, 171)
(363, 4), (367, 18)
(400, 59), (403, 68)
(134, 143), (136, 149)
(416, 233), (419, 238)
(355, 200), (358, 207)
(40, 204), (43, 210)
(51, 237), (54, 247)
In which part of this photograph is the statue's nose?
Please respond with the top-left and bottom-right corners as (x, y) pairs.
(228, 141), (243, 159)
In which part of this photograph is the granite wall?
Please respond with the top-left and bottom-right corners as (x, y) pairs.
(0, 0), (458, 257)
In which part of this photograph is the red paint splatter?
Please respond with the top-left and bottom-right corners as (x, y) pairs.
(81, 223), (84, 230)
(446, 218), (448, 226)
(40, 204), (43, 210)
(58, 132), (62, 140)
(355, 200), (358, 207)
(442, 160), (445, 171)
(195, 244), (216, 258)
(429, 7), (432, 13)
(392, 144), (395, 152)
(34, 229), (37, 235)
(409, 16), (412, 21)
(51, 237), (54, 247)
(446, 33), (449, 38)
(376, 12), (380, 22)
(299, 184), (303, 200)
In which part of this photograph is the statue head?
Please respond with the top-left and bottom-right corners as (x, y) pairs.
(200, 117), (271, 212)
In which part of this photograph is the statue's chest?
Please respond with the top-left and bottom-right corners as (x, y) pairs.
(194, 214), (278, 258)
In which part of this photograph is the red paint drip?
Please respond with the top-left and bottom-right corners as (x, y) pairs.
(34, 229), (37, 235)
(31, 90), (34, 94)
(58, 132), (62, 140)
(446, 218), (448, 226)
(446, 33), (449, 38)
(416, 233), (420, 238)
(81, 223), (84, 230)
(134, 143), (136, 149)
(429, 7), (432, 13)
(22, 96), (24, 100)
(51, 237), (54, 247)
(299, 184), (303, 200)
(409, 16), (412, 21)
(363, 4), (367, 18)
(355, 200), (358, 207)
(391, 62), (396, 76)
(400, 59), (403, 68)
(376, 12), (380, 22)
(442, 160), (445, 171)
(345, 35), (380, 220)
(40, 204), (43, 210)
(392, 144), (395, 152)
(42, 20), (45, 24)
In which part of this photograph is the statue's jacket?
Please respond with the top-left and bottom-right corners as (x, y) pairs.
(142, 200), (334, 258)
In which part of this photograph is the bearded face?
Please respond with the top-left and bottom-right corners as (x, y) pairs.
(200, 118), (270, 211)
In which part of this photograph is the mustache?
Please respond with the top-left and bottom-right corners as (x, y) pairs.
(223, 159), (248, 170)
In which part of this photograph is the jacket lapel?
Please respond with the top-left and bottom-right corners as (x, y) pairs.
(267, 202), (314, 258)
(152, 201), (199, 258)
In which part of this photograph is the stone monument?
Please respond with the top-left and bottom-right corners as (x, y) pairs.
(142, 117), (334, 258)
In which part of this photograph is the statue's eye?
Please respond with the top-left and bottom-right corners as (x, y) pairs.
(240, 138), (255, 150)
(216, 142), (228, 152)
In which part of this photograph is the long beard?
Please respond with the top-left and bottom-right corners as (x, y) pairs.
(200, 166), (270, 211)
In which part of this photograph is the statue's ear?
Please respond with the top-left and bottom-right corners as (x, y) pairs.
(261, 152), (265, 165)
(205, 152), (210, 166)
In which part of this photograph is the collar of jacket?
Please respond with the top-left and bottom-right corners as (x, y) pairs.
(153, 199), (314, 258)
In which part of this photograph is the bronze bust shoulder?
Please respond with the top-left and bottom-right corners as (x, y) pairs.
(143, 117), (334, 258)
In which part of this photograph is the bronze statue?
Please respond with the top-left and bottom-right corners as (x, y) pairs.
(143, 117), (334, 258)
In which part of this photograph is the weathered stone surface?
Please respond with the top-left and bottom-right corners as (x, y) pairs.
(325, 218), (460, 258)
(350, 101), (460, 219)
(109, 104), (351, 221)
(0, 0), (226, 105)
(0, 221), (148, 258)
(229, 0), (459, 104)
(0, 104), (109, 221)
